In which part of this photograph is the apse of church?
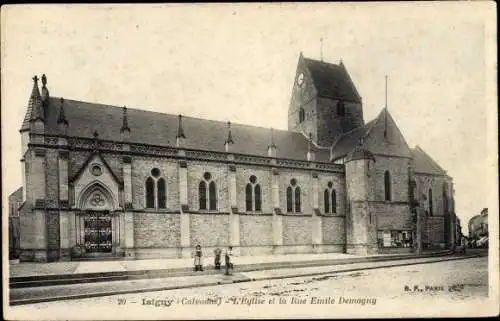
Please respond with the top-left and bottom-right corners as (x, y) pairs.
(13, 55), (456, 262)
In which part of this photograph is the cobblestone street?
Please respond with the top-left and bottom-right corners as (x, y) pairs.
(7, 256), (492, 319)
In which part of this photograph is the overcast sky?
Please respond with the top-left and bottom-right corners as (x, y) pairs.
(1, 3), (496, 234)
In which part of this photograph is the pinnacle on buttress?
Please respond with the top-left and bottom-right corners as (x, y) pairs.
(120, 106), (131, 133)
(57, 97), (69, 126)
(267, 127), (277, 158)
(176, 114), (186, 139)
(224, 121), (234, 153)
(225, 121), (234, 145)
(41, 74), (50, 104)
(28, 75), (44, 123)
(307, 132), (316, 162)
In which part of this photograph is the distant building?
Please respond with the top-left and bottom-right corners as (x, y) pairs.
(468, 208), (488, 239)
(8, 187), (22, 259)
(10, 54), (457, 262)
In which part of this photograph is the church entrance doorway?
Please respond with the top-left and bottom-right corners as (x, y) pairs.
(83, 210), (113, 255)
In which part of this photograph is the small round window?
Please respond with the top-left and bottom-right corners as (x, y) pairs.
(327, 181), (333, 188)
(290, 178), (297, 186)
(151, 168), (161, 178)
(203, 172), (212, 181)
(91, 164), (102, 176)
(249, 175), (257, 184)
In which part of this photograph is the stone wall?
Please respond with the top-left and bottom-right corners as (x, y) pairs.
(189, 214), (230, 247)
(133, 213), (180, 248)
(321, 216), (345, 244)
(282, 215), (312, 245)
(239, 214), (273, 246)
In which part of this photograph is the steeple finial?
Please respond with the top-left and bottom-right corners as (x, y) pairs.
(320, 37), (324, 62)
(41, 74), (47, 87)
(57, 97), (68, 126)
(225, 121), (234, 145)
(176, 114), (185, 139)
(385, 75), (388, 109)
(120, 106), (130, 133)
(384, 75), (388, 138)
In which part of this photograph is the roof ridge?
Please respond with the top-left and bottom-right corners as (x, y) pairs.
(48, 96), (295, 134)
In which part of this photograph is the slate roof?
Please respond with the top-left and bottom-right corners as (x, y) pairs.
(330, 108), (413, 160)
(303, 58), (361, 103)
(330, 118), (378, 160)
(40, 97), (331, 162)
(411, 145), (447, 176)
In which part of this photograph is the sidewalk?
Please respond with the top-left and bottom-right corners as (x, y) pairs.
(9, 250), (447, 279)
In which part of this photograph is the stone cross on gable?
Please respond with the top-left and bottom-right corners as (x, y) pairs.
(33, 75), (39, 83)
(93, 130), (100, 151)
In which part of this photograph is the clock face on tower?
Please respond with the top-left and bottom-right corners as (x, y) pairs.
(297, 73), (304, 87)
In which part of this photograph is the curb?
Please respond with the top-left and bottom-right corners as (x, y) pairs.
(9, 253), (481, 306)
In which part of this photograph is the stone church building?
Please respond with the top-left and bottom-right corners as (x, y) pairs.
(11, 53), (457, 262)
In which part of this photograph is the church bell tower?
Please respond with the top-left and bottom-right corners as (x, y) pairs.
(288, 53), (364, 147)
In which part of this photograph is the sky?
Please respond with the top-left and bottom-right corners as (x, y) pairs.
(1, 3), (497, 235)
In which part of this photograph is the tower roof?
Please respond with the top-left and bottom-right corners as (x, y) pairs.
(303, 57), (362, 103)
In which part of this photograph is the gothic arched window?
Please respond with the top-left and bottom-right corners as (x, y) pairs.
(245, 175), (262, 212)
(294, 186), (301, 212)
(286, 186), (293, 213)
(299, 108), (305, 123)
(255, 184), (262, 211)
(287, 179), (301, 213)
(209, 181), (217, 210)
(332, 189), (337, 213)
(245, 183), (253, 212)
(428, 188), (433, 216)
(324, 182), (337, 214)
(199, 172), (217, 211)
(199, 181), (207, 210)
(145, 177), (155, 209)
(324, 189), (330, 213)
(157, 178), (166, 209)
(384, 171), (392, 201)
(145, 168), (167, 210)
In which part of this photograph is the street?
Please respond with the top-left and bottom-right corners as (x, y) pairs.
(7, 255), (491, 319)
